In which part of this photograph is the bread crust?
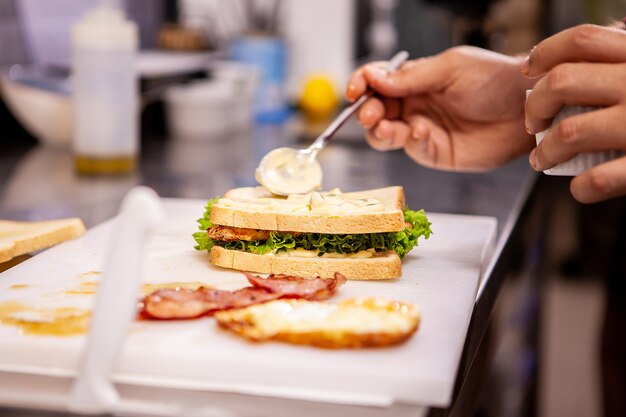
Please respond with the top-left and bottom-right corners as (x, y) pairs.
(210, 246), (402, 280)
(0, 218), (85, 263)
(210, 186), (406, 234)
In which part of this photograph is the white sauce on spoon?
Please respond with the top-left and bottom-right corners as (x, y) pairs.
(255, 147), (323, 195)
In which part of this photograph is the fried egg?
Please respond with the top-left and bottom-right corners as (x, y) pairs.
(214, 298), (420, 349)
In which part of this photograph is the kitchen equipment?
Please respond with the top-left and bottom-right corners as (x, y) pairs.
(230, 35), (288, 123)
(534, 104), (625, 176)
(71, 2), (139, 175)
(0, 67), (72, 147)
(526, 90), (625, 176)
(282, 0), (355, 102)
(0, 51), (215, 148)
(0, 198), (496, 415)
(255, 50), (409, 196)
(164, 62), (258, 140)
(69, 187), (163, 413)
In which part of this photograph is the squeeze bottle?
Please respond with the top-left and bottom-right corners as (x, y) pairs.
(71, 3), (138, 174)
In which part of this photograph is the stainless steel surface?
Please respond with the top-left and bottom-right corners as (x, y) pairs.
(0, 121), (537, 417)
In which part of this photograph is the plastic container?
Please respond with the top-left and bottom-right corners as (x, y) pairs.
(527, 91), (624, 176)
(229, 35), (289, 123)
(535, 105), (624, 176)
(71, 4), (138, 174)
(164, 63), (258, 140)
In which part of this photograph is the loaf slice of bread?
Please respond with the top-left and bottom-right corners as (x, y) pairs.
(210, 186), (406, 234)
(210, 246), (402, 280)
(0, 218), (85, 263)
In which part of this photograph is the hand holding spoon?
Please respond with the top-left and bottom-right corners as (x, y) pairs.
(255, 51), (410, 196)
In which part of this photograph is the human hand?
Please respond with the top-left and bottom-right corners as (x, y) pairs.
(524, 24), (626, 203)
(346, 46), (536, 171)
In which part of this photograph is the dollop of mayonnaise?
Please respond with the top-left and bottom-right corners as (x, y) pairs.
(255, 147), (322, 196)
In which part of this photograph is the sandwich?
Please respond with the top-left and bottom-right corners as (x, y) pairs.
(193, 186), (431, 280)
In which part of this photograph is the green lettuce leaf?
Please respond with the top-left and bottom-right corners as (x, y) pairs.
(193, 199), (432, 258)
(193, 198), (219, 251)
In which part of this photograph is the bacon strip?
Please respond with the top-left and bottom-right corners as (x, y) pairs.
(244, 272), (346, 301)
(139, 272), (346, 320)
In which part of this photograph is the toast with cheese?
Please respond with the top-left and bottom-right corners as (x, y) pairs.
(211, 186), (406, 234)
(194, 187), (431, 280)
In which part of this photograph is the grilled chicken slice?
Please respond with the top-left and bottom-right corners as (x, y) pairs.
(207, 225), (271, 242)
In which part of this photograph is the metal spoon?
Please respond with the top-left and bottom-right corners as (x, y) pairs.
(255, 50), (410, 196)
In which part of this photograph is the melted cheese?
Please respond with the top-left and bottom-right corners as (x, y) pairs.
(215, 298), (420, 348)
(252, 299), (417, 334)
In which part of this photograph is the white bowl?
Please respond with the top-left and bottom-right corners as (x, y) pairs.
(164, 63), (258, 140)
(0, 54), (236, 146)
(0, 69), (73, 147)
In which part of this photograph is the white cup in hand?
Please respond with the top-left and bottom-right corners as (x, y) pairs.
(527, 90), (624, 176)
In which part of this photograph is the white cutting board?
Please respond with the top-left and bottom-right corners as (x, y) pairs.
(0, 199), (496, 411)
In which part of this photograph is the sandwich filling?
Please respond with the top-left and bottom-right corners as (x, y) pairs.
(193, 198), (432, 258)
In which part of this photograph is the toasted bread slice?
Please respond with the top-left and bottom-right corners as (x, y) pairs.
(210, 246), (401, 280)
(0, 218), (85, 263)
(210, 186), (405, 234)
(215, 298), (420, 349)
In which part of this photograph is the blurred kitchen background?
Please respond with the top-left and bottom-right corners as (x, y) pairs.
(0, 1), (625, 417)
(2, 0), (623, 148)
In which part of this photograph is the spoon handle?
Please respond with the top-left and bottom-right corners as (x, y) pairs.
(309, 50), (410, 153)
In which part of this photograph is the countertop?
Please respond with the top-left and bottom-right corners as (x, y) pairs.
(0, 121), (537, 417)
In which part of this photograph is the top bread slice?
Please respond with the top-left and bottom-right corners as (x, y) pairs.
(210, 186), (406, 234)
(0, 218), (85, 263)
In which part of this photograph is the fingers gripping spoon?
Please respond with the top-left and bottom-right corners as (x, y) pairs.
(255, 51), (409, 196)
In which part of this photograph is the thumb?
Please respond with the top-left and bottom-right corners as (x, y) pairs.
(363, 56), (449, 97)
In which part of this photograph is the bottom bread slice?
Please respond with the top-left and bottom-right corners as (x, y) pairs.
(210, 246), (402, 280)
